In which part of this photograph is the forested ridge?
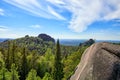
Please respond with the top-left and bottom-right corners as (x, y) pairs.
(0, 34), (87, 80)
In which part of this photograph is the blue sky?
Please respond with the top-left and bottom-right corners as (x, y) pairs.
(0, 0), (120, 40)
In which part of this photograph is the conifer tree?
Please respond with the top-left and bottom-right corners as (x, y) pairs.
(11, 42), (16, 64)
(0, 66), (6, 80)
(6, 41), (10, 70)
(52, 39), (63, 80)
(0, 63), (10, 80)
(42, 72), (53, 80)
(31, 50), (39, 69)
(26, 69), (41, 80)
(1, 48), (5, 63)
(20, 47), (28, 80)
(10, 64), (19, 80)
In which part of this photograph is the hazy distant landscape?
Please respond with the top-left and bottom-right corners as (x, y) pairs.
(1, 38), (120, 46)
(60, 39), (120, 46)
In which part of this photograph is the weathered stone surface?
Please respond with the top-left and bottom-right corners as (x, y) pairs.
(70, 42), (120, 80)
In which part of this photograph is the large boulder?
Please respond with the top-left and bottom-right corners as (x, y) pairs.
(70, 42), (120, 80)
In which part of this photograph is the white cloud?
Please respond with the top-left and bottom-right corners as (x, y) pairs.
(47, 0), (120, 32)
(3, 0), (65, 20)
(47, 0), (65, 5)
(30, 24), (42, 29)
(3, 0), (120, 32)
(47, 6), (65, 20)
(0, 8), (4, 16)
(0, 25), (8, 31)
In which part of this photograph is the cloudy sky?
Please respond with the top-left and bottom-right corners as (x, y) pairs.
(0, 0), (120, 40)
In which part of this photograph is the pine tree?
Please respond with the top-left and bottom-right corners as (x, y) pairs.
(20, 47), (28, 80)
(0, 49), (5, 80)
(52, 39), (63, 80)
(11, 42), (16, 64)
(31, 50), (39, 69)
(26, 69), (41, 80)
(0, 66), (6, 80)
(10, 64), (19, 80)
(1, 48), (5, 63)
(6, 41), (10, 70)
(42, 72), (53, 80)
(0, 63), (10, 80)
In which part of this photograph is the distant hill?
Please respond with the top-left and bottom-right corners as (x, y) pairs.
(0, 34), (55, 54)
(60, 39), (120, 46)
(0, 39), (5, 42)
(60, 39), (95, 46)
(0, 38), (12, 42)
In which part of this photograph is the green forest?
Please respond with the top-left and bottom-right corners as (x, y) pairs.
(0, 35), (88, 80)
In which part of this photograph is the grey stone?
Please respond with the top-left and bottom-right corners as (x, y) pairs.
(70, 42), (120, 80)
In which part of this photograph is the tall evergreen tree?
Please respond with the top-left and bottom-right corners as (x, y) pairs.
(0, 66), (6, 80)
(10, 64), (19, 80)
(6, 41), (10, 70)
(20, 47), (28, 80)
(11, 42), (16, 64)
(0, 63), (10, 80)
(42, 72), (53, 80)
(52, 39), (63, 80)
(26, 69), (41, 80)
(30, 50), (39, 69)
(1, 48), (5, 63)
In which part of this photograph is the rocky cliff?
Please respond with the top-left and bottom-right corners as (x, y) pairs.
(70, 42), (120, 80)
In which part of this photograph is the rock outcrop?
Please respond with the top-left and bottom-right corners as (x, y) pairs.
(79, 39), (95, 46)
(38, 33), (55, 43)
(70, 42), (120, 80)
